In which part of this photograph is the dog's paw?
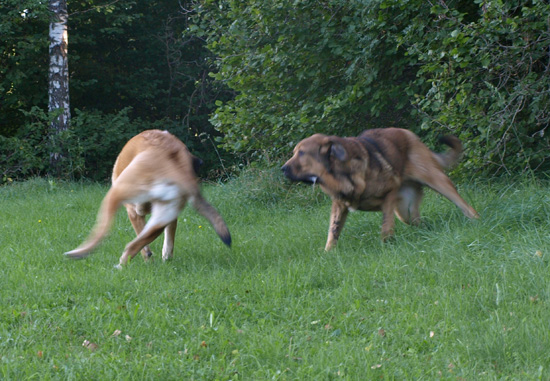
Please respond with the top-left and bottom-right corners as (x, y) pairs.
(381, 231), (395, 243)
(114, 263), (123, 270)
(162, 254), (173, 262)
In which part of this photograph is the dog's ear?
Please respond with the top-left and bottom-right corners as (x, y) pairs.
(320, 137), (347, 162)
(331, 142), (347, 161)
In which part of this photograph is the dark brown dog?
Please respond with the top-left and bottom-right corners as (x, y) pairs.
(65, 129), (231, 268)
(282, 128), (479, 250)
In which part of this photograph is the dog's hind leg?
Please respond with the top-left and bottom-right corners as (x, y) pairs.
(162, 219), (178, 261)
(125, 203), (154, 260)
(117, 200), (181, 268)
(325, 200), (349, 251)
(415, 168), (479, 219)
(161, 196), (188, 261)
(395, 182), (423, 225)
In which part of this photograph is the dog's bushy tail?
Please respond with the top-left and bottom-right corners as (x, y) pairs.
(434, 135), (463, 170)
(64, 189), (121, 259)
(191, 194), (232, 247)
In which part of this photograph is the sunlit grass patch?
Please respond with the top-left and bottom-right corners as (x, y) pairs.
(1, 176), (549, 379)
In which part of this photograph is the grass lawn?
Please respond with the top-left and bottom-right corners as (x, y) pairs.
(1, 172), (550, 379)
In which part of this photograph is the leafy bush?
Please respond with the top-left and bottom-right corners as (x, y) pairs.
(399, 0), (550, 174)
(194, 0), (550, 175)
(193, 0), (417, 160)
(0, 107), (68, 182)
(1, 108), (155, 182)
(69, 108), (144, 181)
(0, 106), (236, 182)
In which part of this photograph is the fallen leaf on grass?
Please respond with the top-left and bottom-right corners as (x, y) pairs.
(201, 341), (207, 347)
(82, 340), (98, 351)
(536, 250), (542, 258)
(371, 364), (382, 369)
(430, 331), (435, 338)
(125, 335), (132, 342)
(110, 329), (122, 337)
(378, 328), (386, 337)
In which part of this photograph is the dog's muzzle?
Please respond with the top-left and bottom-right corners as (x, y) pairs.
(281, 164), (292, 178)
(281, 165), (319, 184)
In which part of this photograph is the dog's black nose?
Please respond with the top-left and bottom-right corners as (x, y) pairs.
(281, 165), (289, 176)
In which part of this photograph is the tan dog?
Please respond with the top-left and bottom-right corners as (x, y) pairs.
(65, 129), (231, 268)
(282, 128), (479, 250)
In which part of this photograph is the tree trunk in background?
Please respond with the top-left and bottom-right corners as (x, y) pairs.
(48, 0), (70, 176)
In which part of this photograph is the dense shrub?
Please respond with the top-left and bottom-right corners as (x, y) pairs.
(194, 0), (550, 175)
(399, 0), (550, 174)
(194, 0), (417, 161)
(70, 108), (145, 181)
(2, 0), (549, 180)
(0, 107), (53, 181)
(1, 108), (158, 182)
(1, 0), (231, 182)
(0, 106), (236, 183)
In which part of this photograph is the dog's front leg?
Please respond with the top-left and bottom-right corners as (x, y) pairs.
(381, 190), (398, 241)
(162, 219), (178, 261)
(325, 200), (349, 251)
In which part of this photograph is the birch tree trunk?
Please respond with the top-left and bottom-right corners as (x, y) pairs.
(48, 0), (70, 175)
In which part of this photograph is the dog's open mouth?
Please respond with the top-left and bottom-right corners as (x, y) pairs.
(281, 164), (320, 184)
(303, 176), (319, 184)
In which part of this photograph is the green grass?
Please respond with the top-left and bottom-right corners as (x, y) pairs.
(1, 173), (550, 379)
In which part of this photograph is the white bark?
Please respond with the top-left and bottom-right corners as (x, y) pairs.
(48, 0), (70, 171)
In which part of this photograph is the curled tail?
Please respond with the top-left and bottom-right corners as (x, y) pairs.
(191, 194), (232, 247)
(64, 189), (122, 259)
(434, 135), (463, 170)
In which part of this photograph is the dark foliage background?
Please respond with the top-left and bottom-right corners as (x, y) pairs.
(196, 0), (550, 175)
(1, 0), (229, 181)
(1, 0), (549, 181)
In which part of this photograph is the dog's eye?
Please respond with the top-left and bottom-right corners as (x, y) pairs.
(298, 150), (305, 157)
